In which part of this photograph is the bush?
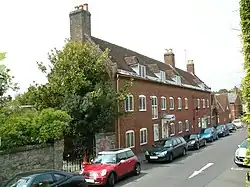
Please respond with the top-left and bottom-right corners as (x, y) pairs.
(0, 107), (71, 150)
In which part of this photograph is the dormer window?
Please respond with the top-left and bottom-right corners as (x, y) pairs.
(139, 65), (146, 78)
(160, 71), (166, 81)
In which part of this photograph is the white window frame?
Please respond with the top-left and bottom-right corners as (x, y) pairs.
(125, 130), (135, 148)
(185, 120), (189, 131)
(197, 99), (200, 109)
(125, 95), (134, 112)
(160, 70), (166, 81)
(202, 99), (205, 108)
(178, 97), (182, 110)
(139, 95), (146, 111)
(139, 128), (148, 145)
(161, 96), (167, 110)
(198, 118), (201, 127)
(207, 99), (210, 108)
(169, 97), (174, 110)
(151, 96), (158, 119)
(208, 116), (210, 125)
(139, 65), (146, 78)
(178, 121), (183, 133)
(153, 124), (159, 141)
(170, 123), (175, 136)
(184, 98), (188, 109)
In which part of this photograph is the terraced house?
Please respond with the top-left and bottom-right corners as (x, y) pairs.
(69, 4), (212, 154)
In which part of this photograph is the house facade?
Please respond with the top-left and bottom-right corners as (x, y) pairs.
(69, 4), (212, 154)
(211, 93), (231, 125)
(228, 93), (243, 120)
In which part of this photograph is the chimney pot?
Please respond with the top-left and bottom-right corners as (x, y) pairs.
(187, 60), (195, 74)
(83, 3), (89, 11)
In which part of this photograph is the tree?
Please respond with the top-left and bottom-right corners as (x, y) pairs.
(239, 0), (250, 167)
(16, 40), (131, 152)
(0, 52), (19, 105)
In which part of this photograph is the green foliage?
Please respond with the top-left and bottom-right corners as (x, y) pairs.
(240, 0), (250, 166)
(0, 107), (71, 150)
(16, 40), (131, 149)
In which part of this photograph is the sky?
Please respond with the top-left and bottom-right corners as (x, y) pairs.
(0, 0), (244, 95)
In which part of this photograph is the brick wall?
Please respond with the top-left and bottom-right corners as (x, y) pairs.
(0, 140), (64, 186)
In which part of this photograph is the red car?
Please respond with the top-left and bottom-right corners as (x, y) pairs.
(79, 148), (141, 186)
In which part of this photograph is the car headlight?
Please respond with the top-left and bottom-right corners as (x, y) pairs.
(159, 151), (168, 156)
(100, 169), (107, 176)
(145, 151), (149, 155)
(190, 140), (195, 144)
(235, 150), (240, 156)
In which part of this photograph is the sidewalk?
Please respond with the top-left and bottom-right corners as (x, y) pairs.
(137, 152), (147, 164)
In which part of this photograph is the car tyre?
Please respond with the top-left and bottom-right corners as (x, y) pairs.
(196, 143), (200, 150)
(134, 163), (141, 176)
(183, 148), (187, 156)
(169, 153), (173, 162)
(107, 173), (116, 187)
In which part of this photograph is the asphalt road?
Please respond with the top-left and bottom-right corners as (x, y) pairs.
(116, 129), (248, 187)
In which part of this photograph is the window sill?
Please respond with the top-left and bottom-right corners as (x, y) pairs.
(170, 134), (175, 137)
(125, 110), (134, 112)
(161, 108), (166, 111)
(178, 131), (182, 134)
(152, 117), (158, 120)
(178, 108), (182, 110)
(170, 108), (174, 111)
(127, 145), (135, 149)
(186, 129), (189, 132)
(139, 109), (146, 112)
(140, 142), (147, 146)
(185, 108), (188, 110)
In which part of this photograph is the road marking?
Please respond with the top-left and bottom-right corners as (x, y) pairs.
(188, 163), (214, 179)
(231, 167), (245, 171)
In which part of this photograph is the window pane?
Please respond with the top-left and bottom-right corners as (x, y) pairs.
(129, 96), (133, 110)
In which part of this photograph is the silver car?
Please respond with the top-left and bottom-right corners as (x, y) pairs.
(234, 138), (250, 166)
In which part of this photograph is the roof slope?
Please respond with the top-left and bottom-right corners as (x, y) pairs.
(227, 93), (238, 104)
(214, 94), (230, 112)
(92, 37), (210, 89)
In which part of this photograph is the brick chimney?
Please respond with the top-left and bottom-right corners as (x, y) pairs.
(69, 3), (91, 41)
(187, 60), (195, 74)
(164, 49), (175, 67)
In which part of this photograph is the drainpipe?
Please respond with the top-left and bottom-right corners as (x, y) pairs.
(116, 73), (121, 148)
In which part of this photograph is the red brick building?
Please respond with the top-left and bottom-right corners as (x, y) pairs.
(228, 93), (243, 120)
(69, 4), (212, 154)
(211, 93), (231, 125)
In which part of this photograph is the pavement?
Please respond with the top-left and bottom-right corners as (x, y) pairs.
(116, 128), (248, 187)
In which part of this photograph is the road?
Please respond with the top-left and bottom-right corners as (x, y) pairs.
(116, 129), (248, 187)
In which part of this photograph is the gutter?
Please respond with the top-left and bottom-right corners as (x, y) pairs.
(116, 73), (121, 148)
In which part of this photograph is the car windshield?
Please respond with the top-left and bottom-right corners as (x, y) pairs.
(233, 119), (240, 123)
(190, 134), (198, 139)
(154, 139), (172, 147)
(92, 154), (117, 164)
(216, 125), (224, 130)
(204, 128), (212, 133)
(4, 176), (30, 187)
(227, 123), (233, 127)
(240, 140), (250, 148)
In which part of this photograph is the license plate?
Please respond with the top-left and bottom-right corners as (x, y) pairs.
(150, 156), (158, 159)
(85, 179), (95, 183)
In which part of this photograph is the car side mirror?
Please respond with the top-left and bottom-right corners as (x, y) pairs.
(238, 145), (240, 148)
(119, 160), (125, 164)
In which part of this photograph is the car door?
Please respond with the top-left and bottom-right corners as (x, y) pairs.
(126, 150), (137, 173)
(172, 139), (179, 157)
(115, 152), (128, 177)
(175, 138), (183, 156)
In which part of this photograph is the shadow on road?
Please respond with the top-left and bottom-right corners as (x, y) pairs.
(115, 172), (147, 186)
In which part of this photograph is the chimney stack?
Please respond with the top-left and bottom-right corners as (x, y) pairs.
(69, 3), (91, 42)
(187, 60), (195, 74)
(164, 49), (175, 67)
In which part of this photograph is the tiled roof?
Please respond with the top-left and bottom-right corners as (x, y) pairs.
(227, 93), (238, 104)
(92, 37), (210, 89)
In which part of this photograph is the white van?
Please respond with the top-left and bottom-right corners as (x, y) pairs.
(232, 119), (243, 128)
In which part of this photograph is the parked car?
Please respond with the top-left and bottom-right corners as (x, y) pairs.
(184, 133), (207, 150)
(200, 127), (218, 142)
(216, 124), (230, 137)
(145, 136), (187, 163)
(226, 123), (237, 132)
(79, 148), (140, 187)
(234, 138), (250, 166)
(232, 119), (244, 128)
(3, 170), (88, 187)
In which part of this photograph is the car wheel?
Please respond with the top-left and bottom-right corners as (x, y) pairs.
(134, 163), (141, 175)
(183, 148), (187, 156)
(169, 153), (173, 162)
(216, 135), (219, 140)
(107, 173), (115, 187)
(196, 143), (200, 150)
(204, 140), (207, 146)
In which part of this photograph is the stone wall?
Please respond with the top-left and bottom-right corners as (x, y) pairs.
(95, 132), (116, 154)
(0, 140), (64, 186)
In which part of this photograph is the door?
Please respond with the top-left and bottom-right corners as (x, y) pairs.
(116, 152), (128, 176)
(31, 173), (55, 187)
(162, 121), (168, 138)
(126, 150), (137, 173)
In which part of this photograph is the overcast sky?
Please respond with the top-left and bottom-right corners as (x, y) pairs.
(0, 0), (243, 95)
